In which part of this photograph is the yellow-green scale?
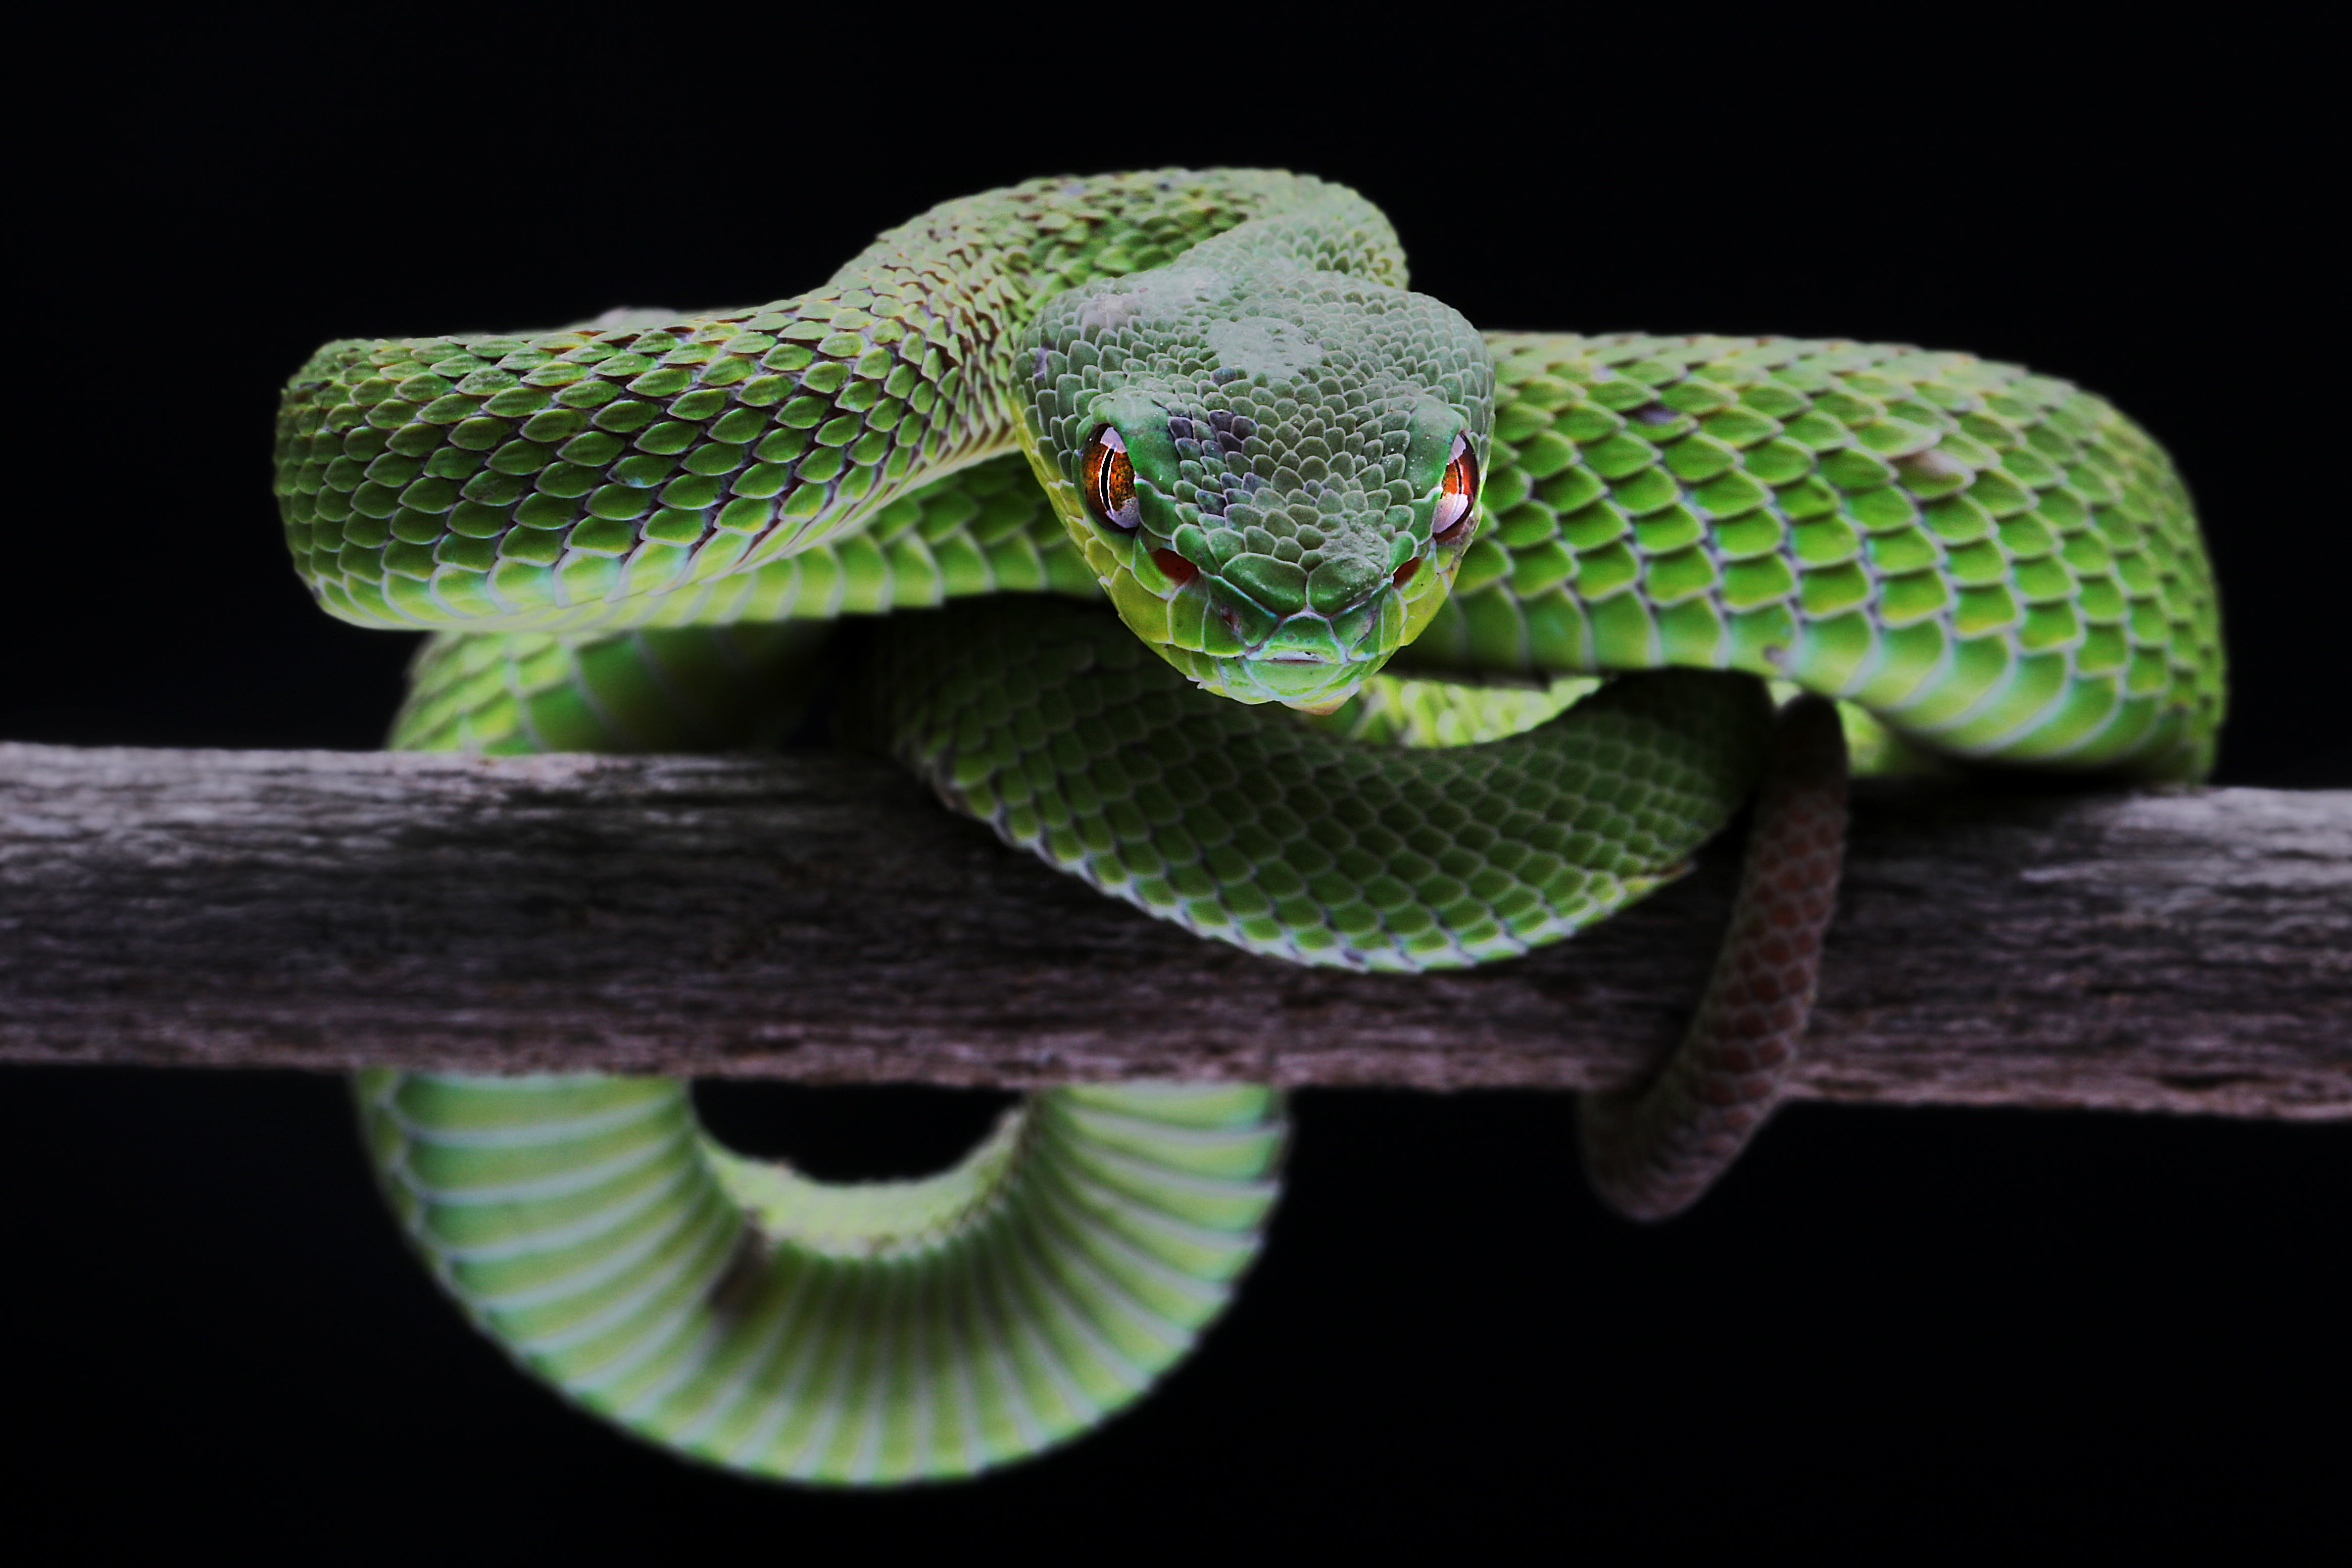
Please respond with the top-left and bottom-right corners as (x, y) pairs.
(304, 174), (2227, 1493)
(1398, 332), (2222, 780)
(388, 453), (1094, 753)
(362, 435), (1291, 1482)
(278, 172), (1347, 638)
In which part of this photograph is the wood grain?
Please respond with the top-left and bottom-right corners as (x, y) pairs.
(3, 742), (2344, 1117)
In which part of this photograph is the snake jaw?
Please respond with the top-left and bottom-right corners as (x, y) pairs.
(1147, 641), (1391, 709)
(1066, 475), (1477, 711)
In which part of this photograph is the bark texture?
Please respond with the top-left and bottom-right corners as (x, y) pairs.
(3, 742), (2345, 1118)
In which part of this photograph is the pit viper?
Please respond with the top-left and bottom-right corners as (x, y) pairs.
(273, 170), (2223, 1484)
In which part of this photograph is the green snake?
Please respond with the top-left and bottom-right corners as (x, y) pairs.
(273, 170), (2223, 1484)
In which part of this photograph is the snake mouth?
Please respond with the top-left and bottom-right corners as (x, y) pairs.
(1151, 644), (1386, 710)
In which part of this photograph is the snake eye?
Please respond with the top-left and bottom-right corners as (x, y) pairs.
(1083, 426), (1143, 531)
(1432, 432), (1478, 544)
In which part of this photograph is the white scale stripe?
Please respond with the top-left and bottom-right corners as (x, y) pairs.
(1047, 1134), (1282, 1208)
(876, 1266), (934, 1483)
(558, 1208), (743, 1398)
(463, 1187), (717, 1313)
(1943, 674), (2084, 756)
(2039, 681), (2141, 762)
(845, 1271), (907, 1484)
(711, 1264), (823, 1467)
(731, 1265), (852, 1473)
(1889, 642), (2057, 747)
(369, 1068), (1275, 1482)
(381, 1094), (675, 1149)
(940, 1254), (989, 1477)
(565, 1286), (714, 1403)
(427, 1160), (704, 1263)
(625, 1218), (887, 1441)
(506, 1193), (734, 1359)
(898, 1269), (942, 1481)
(1865, 618), (1958, 717)
(1028, 1163), (1226, 1324)
(977, 1215), (1105, 1436)
(817, 1264), (909, 1482)
(616, 1312), (730, 1430)
(683, 1255), (824, 1457)
(1040, 1149), (1224, 1289)
(960, 1242), (1050, 1460)
(567, 1289), (707, 1403)
(1064, 1082), (1262, 1109)
(786, 1288), (879, 1486)
(770, 1270), (868, 1478)
(842, 1273), (899, 1484)
(1040, 1152), (1279, 1257)
(1049, 1101), (1285, 1153)
(394, 1127), (692, 1206)
(401, 1071), (629, 1094)
(905, 1269), (945, 1479)
(1000, 1206), (1156, 1395)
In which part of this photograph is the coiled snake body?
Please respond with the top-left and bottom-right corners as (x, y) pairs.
(275, 171), (2222, 1483)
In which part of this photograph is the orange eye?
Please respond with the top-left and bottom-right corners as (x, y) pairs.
(1432, 432), (1478, 543)
(1083, 426), (1143, 531)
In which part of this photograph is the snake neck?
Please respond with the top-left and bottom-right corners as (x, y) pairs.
(277, 171), (1370, 635)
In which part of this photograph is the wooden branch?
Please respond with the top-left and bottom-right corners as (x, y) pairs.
(3, 742), (2345, 1118)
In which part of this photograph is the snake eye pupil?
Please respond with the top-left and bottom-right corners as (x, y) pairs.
(1151, 548), (1199, 586)
(1432, 432), (1478, 544)
(1083, 426), (1143, 531)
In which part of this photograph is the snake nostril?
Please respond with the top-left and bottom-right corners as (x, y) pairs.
(1392, 558), (1420, 587)
(1151, 548), (1199, 586)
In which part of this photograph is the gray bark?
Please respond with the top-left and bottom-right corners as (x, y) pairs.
(2, 742), (2345, 1118)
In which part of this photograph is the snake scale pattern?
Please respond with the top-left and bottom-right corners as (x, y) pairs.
(272, 170), (2222, 1483)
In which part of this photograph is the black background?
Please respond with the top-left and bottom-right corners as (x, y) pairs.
(7, 16), (2343, 1555)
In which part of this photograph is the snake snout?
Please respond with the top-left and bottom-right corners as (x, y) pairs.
(1257, 597), (1386, 664)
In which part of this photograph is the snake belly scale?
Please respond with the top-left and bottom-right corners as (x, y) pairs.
(273, 170), (2222, 1483)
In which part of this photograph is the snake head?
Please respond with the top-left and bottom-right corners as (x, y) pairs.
(1018, 258), (1494, 711)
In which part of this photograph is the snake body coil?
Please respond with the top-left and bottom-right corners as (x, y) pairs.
(275, 171), (2222, 1483)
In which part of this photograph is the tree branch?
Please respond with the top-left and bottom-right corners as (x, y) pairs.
(3, 742), (2345, 1118)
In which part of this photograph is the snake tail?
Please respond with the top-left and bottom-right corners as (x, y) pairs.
(1579, 695), (1850, 1220)
(376, 615), (1287, 1483)
(357, 1071), (1285, 1484)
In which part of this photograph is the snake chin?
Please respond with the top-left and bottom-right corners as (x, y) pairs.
(1152, 642), (1387, 711)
